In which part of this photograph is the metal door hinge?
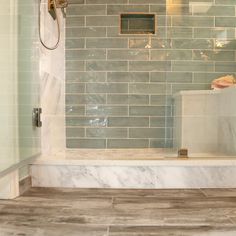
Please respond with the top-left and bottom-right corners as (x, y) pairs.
(32, 108), (42, 128)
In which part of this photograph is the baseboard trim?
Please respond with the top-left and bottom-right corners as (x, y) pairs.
(0, 154), (40, 179)
(19, 176), (32, 195)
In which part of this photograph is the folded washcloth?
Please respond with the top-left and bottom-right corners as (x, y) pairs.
(211, 75), (236, 90)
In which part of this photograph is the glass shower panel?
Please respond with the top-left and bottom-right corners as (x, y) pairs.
(0, 0), (18, 172)
(18, 0), (41, 161)
(168, 0), (236, 157)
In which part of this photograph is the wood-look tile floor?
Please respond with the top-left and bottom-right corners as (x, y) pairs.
(1, 188), (236, 235)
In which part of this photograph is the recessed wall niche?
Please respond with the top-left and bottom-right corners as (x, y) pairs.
(120, 13), (156, 35)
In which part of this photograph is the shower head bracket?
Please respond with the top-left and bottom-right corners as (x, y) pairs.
(48, 0), (68, 20)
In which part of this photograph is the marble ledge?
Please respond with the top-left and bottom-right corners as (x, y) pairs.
(31, 156), (236, 167)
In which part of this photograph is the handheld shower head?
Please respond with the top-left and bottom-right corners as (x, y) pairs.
(56, 0), (69, 8)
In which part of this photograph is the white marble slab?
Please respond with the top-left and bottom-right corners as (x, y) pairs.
(40, 0), (66, 156)
(31, 164), (236, 189)
(30, 149), (236, 189)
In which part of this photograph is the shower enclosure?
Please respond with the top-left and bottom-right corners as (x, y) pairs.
(0, 0), (40, 198)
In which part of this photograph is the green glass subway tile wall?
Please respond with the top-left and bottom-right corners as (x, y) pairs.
(66, 0), (236, 148)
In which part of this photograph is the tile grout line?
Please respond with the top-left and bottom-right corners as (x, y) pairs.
(107, 226), (110, 236)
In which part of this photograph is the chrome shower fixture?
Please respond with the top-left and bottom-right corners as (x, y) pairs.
(48, 0), (68, 19)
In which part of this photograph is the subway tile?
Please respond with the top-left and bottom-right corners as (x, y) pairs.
(66, 128), (85, 137)
(66, 83), (85, 93)
(107, 94), (149, 105)
(66, 94), (106, 104)
(66, 139), (106, 148)
(107, 5), (149, 15)
(86, 105), (128, 116)
(172, 16), (214, 27)
(193, 72), (230, 83)
(193, 50), (235, 61)
(194, 28), (235, 39)
(86, 83), (128, 94)
(67, 5), (106, 15)
(129, 36), (171, 49)
(107, 95), (129, 104)
(151, 50), (192, 61)
(129, 38), (171, 49)
(107, 72), (149, 83)
(66, 117), (108, 127)
(167, 4), (190, 15)
(86, 128), (127, 138)
(215, 40), (236, 50)
(129, 128), (165, 138)
(215, 17), (236, 27)
(129, 83), (166, 94)
(169, 0), (214, 3)
(193, 5), (235, 16)
(66, 105), (85, 115)
(129, 61), (171, 71)
(172, 83), (210, 94)
(108, 117), (149, 127)
(68, 0), (84, 4)
(66, 49), (106, 60)
(150, 117), (173, 127)
(150, 95), (169, 106)
(66, 27), (106, 38)
(86, 16), (119, 26)
(87, 61), (128, 71)
(66, 72), (106, 83)
(150, 72), (192, 83)
(129, 106), (167, 116)
(129, 0), (166, 3)
(172, 61), (214, 72)
(86, 38), (128, 48)
(107, 27), (123, 37)
(150, 139), (173, 148)
(215, 0), (236, 5)
(66, 16), (85, 27)
(172, 39), (214, 49)
(150, 5), (167, 15)
(167, 27), (193, 38)
(66, 39), (85, 49)
(149, 72), (167, 82)
(86, 0), (127, 3)
(108, 50), (149, 60)
(215, 62), (236, 72)
(65, 0), (236, 149)
(66, 61), (85, 71)
(107, 139), (149, 148)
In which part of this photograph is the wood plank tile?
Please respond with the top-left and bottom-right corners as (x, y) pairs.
(201, 189), (236, 198)
(113, 197), (236, 210)
(0, 188), (236, 235)
(24, 187), (205, 199)
(109, 226), (236, 236)
(0, 224), (108, 236)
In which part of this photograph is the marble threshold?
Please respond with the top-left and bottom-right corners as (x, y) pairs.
(31, 149), (236, 167)
(30, 149), (236, 188)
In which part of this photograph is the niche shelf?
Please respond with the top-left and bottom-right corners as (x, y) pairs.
(120, 13), (156, 35)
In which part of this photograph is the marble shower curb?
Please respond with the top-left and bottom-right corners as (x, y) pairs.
(31, 159), (236, 189)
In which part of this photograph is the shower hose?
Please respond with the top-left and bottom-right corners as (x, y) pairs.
(38, 0), (60, 50)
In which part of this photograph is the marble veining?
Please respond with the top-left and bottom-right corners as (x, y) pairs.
(40, 0), (66, 156)
(31, 164), (236, 189)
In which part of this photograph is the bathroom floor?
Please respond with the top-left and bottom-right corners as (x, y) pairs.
(1, 188), (236, 235)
